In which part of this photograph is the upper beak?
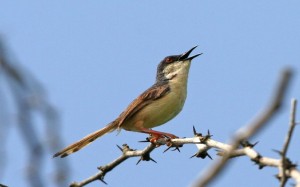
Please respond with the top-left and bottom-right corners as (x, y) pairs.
(179, 46), (202, 61)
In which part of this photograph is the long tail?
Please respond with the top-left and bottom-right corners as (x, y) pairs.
(53, 121), (118, 158)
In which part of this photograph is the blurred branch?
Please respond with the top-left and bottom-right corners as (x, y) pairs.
(0, 37), (70, 186)
(0, 84), (9, 178)
(192, 68), (293, 187)
(0, 183), (8, 187)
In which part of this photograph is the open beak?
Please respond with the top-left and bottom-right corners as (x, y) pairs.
(179, 46), (202, 61)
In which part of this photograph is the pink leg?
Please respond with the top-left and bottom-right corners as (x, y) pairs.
(138, 127), (178, 142)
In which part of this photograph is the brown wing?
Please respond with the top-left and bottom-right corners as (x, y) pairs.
(117, 83), (170, 127)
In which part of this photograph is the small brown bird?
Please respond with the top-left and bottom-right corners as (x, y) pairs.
(53, 46), (201, 158)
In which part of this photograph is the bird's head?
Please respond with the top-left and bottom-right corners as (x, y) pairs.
(156, 46), (202, 82)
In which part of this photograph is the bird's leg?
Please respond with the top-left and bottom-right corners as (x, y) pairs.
(138, 128), (178, 143)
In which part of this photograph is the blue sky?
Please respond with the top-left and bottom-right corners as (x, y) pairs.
(1, 1), (300, 187)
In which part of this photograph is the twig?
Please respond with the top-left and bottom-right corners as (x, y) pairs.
(279, 99), (297, 187)
(192, 68), (293, 187)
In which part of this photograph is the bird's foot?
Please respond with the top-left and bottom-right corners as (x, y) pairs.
(138, 128), (178, 144)
(148, 131), (178, 143)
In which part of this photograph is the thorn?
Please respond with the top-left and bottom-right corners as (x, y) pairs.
(258, 164), (265, 170)
(163, 146), (172, 153)
(136, 158), (142, 165)
(136, 153), (157, 165)
(122, 144), (136, 152)
(150, 157), (157, 163)
(116, 145), (122, 152)
(240, 140), (258, 148)
(272, 149), (283, 156)
(190, 153), (196, 158)
(99, 178), (108, 185)
(201, 133), (212, 142)
(193, 126), (197, 135)
(190, 150), (212, 159)
(251, 155), (265, 169)
(92, 173), (107, 185)
(193, 126), (202, 136)
(163, 140), (182, 153)
(252, 141), (259, 147)
(172, 147), (181, 152)
(206, 153), (213, 160)
(207, 129), (211, 136)
(274, 174), (281, 181)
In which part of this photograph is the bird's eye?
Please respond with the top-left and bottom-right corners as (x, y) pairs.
(165, 57), (172, 63)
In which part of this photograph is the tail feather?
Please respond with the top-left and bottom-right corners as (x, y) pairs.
(53, 121), (118, 158)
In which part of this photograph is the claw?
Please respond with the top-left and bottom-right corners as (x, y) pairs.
(139, 128), (178, 143)
(149, 133), (177, 144)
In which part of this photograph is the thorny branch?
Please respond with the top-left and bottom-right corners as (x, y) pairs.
(70, 143), (156, 187)
(70, 122), (300, 187)
(69, 135), (200, 187)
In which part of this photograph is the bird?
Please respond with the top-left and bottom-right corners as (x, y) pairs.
(53, 46), (201, 158)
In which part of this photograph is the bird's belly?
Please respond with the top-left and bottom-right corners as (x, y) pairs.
(124, 90), (186, 131)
